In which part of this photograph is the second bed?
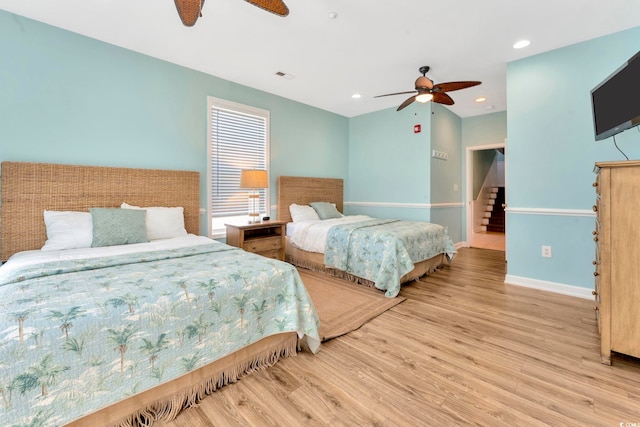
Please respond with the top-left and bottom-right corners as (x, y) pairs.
(277, 176), (456, 297)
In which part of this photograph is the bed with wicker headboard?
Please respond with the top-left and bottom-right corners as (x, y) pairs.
(277, 176), (454, 296)
(0, 161), (201, 262)
(0, 162), (319, 427)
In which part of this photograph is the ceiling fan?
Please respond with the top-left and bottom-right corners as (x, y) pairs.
(375, 66), (481, 111)
(174, 0), (289, 27)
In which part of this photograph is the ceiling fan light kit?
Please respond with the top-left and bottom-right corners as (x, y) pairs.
(174, 0), (288, 27)
(375, 65), (481, 112)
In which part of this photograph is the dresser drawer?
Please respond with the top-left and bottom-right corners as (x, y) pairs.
(243, 236), (282, 253)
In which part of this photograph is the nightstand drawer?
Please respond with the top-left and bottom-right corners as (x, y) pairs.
(244, 236), (282, 253)
(255, 249), (284, 260)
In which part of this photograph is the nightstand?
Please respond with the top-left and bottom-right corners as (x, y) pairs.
(225, 220), (287, 261)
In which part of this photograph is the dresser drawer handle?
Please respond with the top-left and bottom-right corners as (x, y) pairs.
(592, 181), (598, 187)
(592, 290), (598, 296)
(592, 205), (598, 212)
(592, 260), (597, 265)
(593, 236), (599, 242)
(594, 306), (599, 311)
(593, 271), (599, 277)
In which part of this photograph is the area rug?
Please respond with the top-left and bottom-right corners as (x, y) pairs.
(297, 268), (406, 341)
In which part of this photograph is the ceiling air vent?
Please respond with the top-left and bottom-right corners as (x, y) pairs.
(275, 71), (295, 80)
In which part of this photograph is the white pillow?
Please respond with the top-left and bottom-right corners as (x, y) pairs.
(121, 203), (187, 240)
(42, 210), (93, 251)
(289, 204), (321, 222)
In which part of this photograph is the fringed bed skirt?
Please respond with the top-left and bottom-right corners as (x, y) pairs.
(285, 237), (445, 289)
(66, 332), (298, 427)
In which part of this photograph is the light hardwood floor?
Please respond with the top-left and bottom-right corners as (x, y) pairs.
(158, 248), (640, 426)
(470, 230), (505, 251)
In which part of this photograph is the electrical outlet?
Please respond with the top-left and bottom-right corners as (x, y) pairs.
(541, 245), (552, 258)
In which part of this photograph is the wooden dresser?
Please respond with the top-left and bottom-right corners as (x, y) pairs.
(594, 160), (640, 365)
(225, 220), (286, 261)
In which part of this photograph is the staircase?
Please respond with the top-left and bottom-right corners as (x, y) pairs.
(481, 186), (505, 233)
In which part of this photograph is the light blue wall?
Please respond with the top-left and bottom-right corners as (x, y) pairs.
(0, 10), (507, 253)
(430, 103), (463, 243)
(0, 11), (349, 234)
(431, 103), (462, 202)
(347, 103), (432, 221)
(472, 150), (497, 200)
(462, 112), (508, 149)
(348, 98), (507, 245)
(7, 10), (638, 294)
(506, 25), (640, 289)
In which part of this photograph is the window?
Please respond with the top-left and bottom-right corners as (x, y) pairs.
(208, 97), (270, 238)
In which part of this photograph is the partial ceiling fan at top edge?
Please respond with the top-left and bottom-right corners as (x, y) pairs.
(174, 0), (289, 27)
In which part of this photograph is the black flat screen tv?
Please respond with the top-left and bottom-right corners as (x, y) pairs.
(591, 50), (640, 141)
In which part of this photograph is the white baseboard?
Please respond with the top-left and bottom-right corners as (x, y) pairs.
(450, 247), (592, 300)
(504, 274), (593, 300)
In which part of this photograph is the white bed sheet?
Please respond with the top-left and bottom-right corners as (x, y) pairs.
(288, 215), (372, 254)
(0, 234), (220, 280)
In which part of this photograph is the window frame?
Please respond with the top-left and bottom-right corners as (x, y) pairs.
(207, 96), (270, 239)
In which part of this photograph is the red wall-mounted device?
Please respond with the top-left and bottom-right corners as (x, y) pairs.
(414, 124), (421, 133)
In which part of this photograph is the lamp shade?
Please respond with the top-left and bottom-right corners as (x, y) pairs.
(240, 169), (268, 189)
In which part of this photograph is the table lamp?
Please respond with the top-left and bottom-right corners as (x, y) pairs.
(239, 169), (268, 223)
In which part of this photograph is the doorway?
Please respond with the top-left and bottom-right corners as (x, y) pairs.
(465, 142), (506, 251)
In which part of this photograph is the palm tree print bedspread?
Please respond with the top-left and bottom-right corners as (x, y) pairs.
(0, 243), (320, 426)
(325, 219), (457, 297)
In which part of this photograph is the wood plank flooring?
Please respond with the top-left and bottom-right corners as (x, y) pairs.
(470, 231), (505, 251)
(157, 248), (640, 426)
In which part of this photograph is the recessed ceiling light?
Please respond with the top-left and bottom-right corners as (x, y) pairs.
(328, 11), (338, 19)
(513, 39), (531, 49)
(351, 93), (362, 99)
(475, 97), (487, 103)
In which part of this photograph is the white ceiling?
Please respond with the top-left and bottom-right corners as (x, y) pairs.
(2, 0), (640, 118)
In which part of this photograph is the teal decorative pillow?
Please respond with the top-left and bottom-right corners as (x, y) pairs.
(310, 202), (342, 220)
(89, 208), (149, 247)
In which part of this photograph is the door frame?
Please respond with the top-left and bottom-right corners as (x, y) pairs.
(465, 141), (506, 247)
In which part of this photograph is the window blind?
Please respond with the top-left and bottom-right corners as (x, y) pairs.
(210, 104), (268, 219)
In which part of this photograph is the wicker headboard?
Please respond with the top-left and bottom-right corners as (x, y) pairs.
(0, 162), (200, 261)
(277, 176), (344, 223)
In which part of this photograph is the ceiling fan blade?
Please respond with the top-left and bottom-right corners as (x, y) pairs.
(397, 95), (417, 111)
(244, 0), (289, 16)
(433, 92), (455, 105)
(374, 91), (417, 98)
(434, 81), (481, 93)
(174, 0), (205, 26)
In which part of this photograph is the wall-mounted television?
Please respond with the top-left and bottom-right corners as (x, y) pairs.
(591, 50), (640, 141)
